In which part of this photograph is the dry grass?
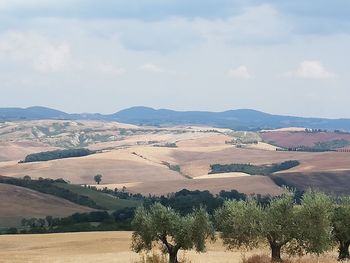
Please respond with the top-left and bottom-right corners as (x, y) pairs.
(0, 232), (340, 263)
(0, 141), (57, 162)
(241, 254), (340, 263)
(0, 183), (93, 227)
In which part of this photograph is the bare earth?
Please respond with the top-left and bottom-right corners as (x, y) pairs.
(0, 184), (93, 227)
(0, 231), (338, 263)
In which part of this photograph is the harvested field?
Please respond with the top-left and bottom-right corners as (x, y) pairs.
(0, 150), (185, 184)
(273, 171), (350, 195)
(94, 176), (282, 196)
(1, 142), (349, 196)
(0, 183), (93, 227)
(0, 231), (338, 263)
(260, 131), (350, 148)
(1, 121), (350, 198)
(0, 141), (57, 162)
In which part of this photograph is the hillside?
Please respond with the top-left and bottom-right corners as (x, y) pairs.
(54, 183), (140, 210)
(0, 183), (93, 228)
(1, 106), (350, 131)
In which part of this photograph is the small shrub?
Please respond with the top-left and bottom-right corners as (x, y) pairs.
(136, 252), (167, 263)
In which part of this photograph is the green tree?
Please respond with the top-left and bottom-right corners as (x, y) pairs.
(296, 191), (333, 257)
(261, 193), (297, 261)
(131, 203), (214, 263)
(215, 193), (297, 262)
(332, 197), (350, 260)
(215, 199), (262, 250)
(94, 174), (102, 185)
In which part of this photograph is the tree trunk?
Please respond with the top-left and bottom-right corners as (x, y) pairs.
(338, 241), (350, 261)
(270, 243), (282, 262)
(168, 247), (179, 263)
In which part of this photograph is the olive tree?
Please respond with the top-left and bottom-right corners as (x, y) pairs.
(295, 191), (334, 257)
(131, 203), (214, 263)
(261, 193), (297, 261)
(332, 197), (350, 260)
(215, 193), (297, 262)
(215, 199), (262, 250)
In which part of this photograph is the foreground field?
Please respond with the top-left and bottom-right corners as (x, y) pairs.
(0, 231), (339, 263)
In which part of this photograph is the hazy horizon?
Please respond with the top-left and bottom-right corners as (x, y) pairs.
(2, 104), (350, 120)
(1, 1), (349, 118)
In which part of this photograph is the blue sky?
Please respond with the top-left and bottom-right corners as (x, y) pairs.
(0, 0), (349, 117)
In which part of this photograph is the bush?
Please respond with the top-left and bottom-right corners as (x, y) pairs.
(209, 160), (300, 175)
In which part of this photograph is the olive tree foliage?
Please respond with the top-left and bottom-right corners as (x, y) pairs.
(295, 191), (334, 257)
(131, 203), (214, 263)
(215, 199), (262, 250)
(332, 197), (350, 260)
(215, 193), (297, 262)
(261, 192), (297, 262)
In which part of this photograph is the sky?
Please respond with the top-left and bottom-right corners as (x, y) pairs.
(0, 0), (349, 118)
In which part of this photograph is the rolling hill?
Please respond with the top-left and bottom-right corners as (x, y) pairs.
(0, 183), (93, 227)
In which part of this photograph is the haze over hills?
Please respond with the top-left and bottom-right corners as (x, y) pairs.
(1, 106), (350, 131)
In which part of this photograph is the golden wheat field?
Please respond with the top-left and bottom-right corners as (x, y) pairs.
(0, 231), (339, 263)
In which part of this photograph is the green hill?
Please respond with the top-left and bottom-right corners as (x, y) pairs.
(54, 183), (141, 210)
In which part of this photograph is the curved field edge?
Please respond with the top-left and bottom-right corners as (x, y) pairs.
(54, 183), (141, 210)
(0, 183), (93, 228)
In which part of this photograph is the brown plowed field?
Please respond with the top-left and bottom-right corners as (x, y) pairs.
(260, 131), (350, 148)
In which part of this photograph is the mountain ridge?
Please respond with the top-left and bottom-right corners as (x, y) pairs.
(0, 106), (350, 131)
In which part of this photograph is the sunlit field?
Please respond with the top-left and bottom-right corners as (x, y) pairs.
(0, 231), (339, 263)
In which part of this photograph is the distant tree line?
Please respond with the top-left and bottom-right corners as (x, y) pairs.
(19, 148), (94, 163)
(276, 139), (350, 152)
(1, 188), (272, 236)
(209, 160), (300, 175)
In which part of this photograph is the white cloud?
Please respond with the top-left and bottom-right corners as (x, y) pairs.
(228, 65), (252, 79)
(0, 31), (74, 72)
(34, 43), (71, 72)
(97, 63), (125, 75)
(140, 63), (164, 73)
(288, 60), (336, 79)
(193, 5), (292, 46)
(140, 63), (176, 74)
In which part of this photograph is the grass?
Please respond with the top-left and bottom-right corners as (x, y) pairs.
(54, 183), (141, 210)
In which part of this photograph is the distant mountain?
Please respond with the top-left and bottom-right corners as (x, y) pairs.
(110, 107), (350, 131)
(1, 106), (350, 131)
(0, 106), (69, 121)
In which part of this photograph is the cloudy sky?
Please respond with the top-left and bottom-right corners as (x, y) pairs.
(0, 0), (349, 118)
